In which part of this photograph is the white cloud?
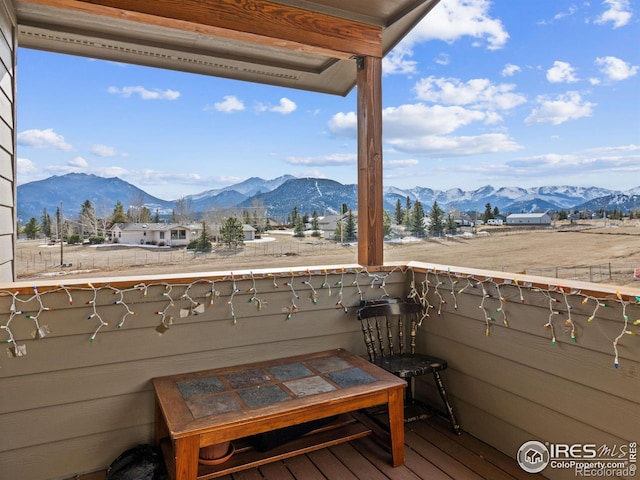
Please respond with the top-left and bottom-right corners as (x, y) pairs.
(68, 157), (88, 168)
(407, 0), (509, 50)
(17, 157), (38, 175)
(595, 56), (639, 81)
(506, 146), (640, 177)
(386, 159), (419, 169)
(91, 144), (127, 157)
(271, 98), (297, 114)
(328, 111), (357, 137)
(107, 86), (180, 100)
(383, 0), (508, 77)
(413, 76), (527, 110)
(382, 45), (417, 75)
(546, 61), (579, 83)
(386, 133), (522, 156)
(283, 153), (356, 166)
(525, 92), (595, 125)
(595, 0), (633, 28)
(538, 5), (579, 25)
(383, 104), (486, 137)
(17, 128), (73, 151)
(435, 54), (450, 66)
(502, 64), (521, 77)
(209, 95), (245, 113)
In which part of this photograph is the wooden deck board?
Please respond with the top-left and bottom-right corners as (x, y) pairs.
(72, 415), (538, 480)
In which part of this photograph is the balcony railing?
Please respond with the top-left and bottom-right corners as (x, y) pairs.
(1, 262), (638, 480)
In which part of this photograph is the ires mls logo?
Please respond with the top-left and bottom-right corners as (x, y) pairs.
(517, 441), (550, 473)
(518, 440), (638, 476)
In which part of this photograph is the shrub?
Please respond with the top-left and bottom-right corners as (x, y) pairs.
(67, 234), (82, 245)
(88, 236), (105, 245)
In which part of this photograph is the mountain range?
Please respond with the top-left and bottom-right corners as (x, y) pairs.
(16, 173), (640, 222)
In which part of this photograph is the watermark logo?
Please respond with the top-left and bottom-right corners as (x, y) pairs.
(517, 440), (637, 476)
(517, 441), (550, 473)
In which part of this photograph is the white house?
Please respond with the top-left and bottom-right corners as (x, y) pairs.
(506, 213), (552, 226)
(109, 223), (202, 246)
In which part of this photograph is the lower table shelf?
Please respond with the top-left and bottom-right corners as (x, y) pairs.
(160, 413), (373, 480)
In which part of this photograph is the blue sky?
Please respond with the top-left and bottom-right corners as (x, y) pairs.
(17, 0), (640, 200)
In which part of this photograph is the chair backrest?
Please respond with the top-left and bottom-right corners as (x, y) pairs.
(357, 299), (423, 362)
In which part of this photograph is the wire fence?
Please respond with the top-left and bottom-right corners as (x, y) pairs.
(525, 263), (638, 284)
(17, 239), (346, 276)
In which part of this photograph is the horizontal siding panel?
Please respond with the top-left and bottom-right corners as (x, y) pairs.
(0, 304), (364, 377)
(0, 391), (154, 451)
(0, 173), (12, 205)
(420, 308), (638, 403)
(0, 424), (152, 480)
(0, 256), (11, 281)
(0, 332), (364, 414)
(0, 65), (11, 115)
(426, 286), (640, 363)
(0, 144), (12, 180)
(419, 334), (639, 440)
(0, 230), (12, 261)
(0, 203), (12, 234)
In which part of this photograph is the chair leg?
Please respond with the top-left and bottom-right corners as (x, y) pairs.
(404, 378), (431, 423)
(432, 371), (461, 435)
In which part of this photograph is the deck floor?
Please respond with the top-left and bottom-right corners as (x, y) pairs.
(74, 414), (544, 480)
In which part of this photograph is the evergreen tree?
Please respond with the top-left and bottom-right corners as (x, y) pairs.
(80, 199), (97, 236)
(446, 214), (458, 235)
(311, 210), (321, 237)
(410, 200), (426, 236)
(344, 209), (357, 242)
(24, 217), (40, 239)
(54, 207), (63, 240)
(403, 196), (412, 227)
(193, 221), (212, 252)
(41, 208), (52, 238)
(428, 200), (445, 237)
(383, 210), (392, 237)
(290, 206), (299, 227)
(293, 215), (305, 237)
(139, 206), (152, 223)
(153, 209), (160, 223)
(482, 202), (493, 223)
(493, 206), (500, 217)
(219, 217), (244, 248)
(394, 199), (403, 224)
(110, 200), (127, 224)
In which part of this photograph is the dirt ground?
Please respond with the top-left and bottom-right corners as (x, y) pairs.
(15, 220), (640, 287)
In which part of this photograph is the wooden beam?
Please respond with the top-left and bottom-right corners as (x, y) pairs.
(356, 55), (383, 267)
(21, 0), (382, 59)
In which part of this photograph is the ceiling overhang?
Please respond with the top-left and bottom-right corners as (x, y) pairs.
(15, 0), (440, 95)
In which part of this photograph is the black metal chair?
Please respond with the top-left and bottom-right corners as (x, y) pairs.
(357, 298), (460, 434)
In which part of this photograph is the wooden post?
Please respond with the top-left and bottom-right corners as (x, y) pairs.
(356, 55), (383, 267)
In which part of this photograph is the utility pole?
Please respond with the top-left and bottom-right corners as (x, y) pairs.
(59, 202), (64, 267)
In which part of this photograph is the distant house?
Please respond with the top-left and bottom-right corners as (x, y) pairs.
(108, 223), (202, 246)
(506, 213), (552, 226)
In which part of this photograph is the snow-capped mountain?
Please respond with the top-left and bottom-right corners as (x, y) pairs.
(16, 173), (639, 222)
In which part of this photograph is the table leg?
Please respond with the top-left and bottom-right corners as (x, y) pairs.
(388, 388), (405, 467)
(174, 436), (200, 480)
(155, 401), (169, 446)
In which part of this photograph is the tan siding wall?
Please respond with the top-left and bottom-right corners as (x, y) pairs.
(1, 264), (638, 479)
(409, 263), (640, 480)
(0, 268), (406, 479)
(0, 0), (14, 282)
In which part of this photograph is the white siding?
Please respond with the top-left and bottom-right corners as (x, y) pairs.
(0, 0), (14, 281)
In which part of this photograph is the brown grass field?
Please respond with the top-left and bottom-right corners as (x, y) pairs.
(15, 220), (640, 287)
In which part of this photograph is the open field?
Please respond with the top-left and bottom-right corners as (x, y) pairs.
(15, 221), (640, 287)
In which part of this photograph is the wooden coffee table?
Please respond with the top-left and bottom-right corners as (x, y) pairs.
(153, 348), (406, 480)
